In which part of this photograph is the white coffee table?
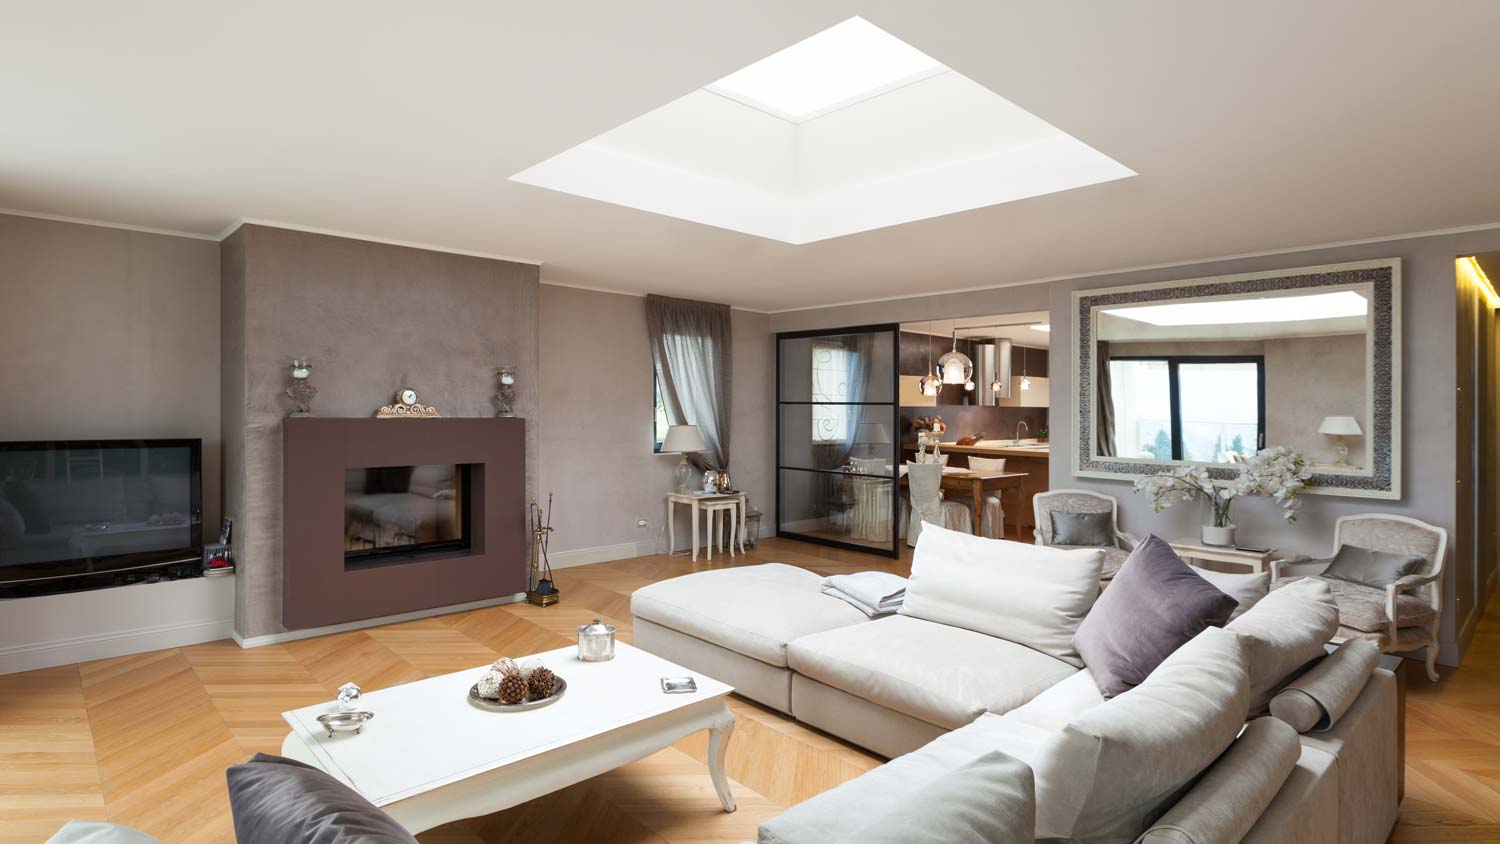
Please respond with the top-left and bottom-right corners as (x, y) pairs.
(280, 642), (736, 834)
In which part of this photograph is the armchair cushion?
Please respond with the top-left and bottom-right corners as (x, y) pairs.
(1322, 544), (1426, 589)
(1274, 576), (1436, 633)
(1050, 510), (1114, 547)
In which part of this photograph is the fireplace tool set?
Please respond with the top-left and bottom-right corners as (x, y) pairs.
(526, 495), (559, 607)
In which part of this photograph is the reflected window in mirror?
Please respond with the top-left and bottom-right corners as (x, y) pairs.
(1110, 357), (1263, 462)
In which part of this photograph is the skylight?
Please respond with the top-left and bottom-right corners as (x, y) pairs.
(1103, 291), (1369, 327)
(705, 17), (947, 124)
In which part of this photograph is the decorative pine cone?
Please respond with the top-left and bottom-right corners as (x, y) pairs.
(498, 671), (528, 704)
(528, 666), (557, 699)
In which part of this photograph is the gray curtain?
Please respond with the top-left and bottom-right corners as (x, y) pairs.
(1096, 340), (1117, 457)
(646, 295), (732, 471)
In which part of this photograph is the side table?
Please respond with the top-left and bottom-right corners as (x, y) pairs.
(667, 492), (748, 562)
(1168, 537), (1277, 574)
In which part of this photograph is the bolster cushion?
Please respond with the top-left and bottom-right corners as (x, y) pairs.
(1269, 638), (1380, 732)
(1137, 717), (1302, 844)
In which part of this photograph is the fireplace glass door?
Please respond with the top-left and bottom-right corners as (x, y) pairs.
(343, 463), (471, 566)
(776, 325), (900, 557)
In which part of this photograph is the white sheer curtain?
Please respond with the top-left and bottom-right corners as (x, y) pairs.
(646, 295), (732, 470)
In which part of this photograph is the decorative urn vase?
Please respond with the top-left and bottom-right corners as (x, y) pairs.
(577, 618), (616, 662)
(1201, 523), (1236, 547)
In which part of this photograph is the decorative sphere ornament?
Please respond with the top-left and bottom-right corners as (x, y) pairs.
(476, 668), (504, 700)
(517, 658), (544, 680)
(491, 657), (521, 677)
(336, 682), (362, 711)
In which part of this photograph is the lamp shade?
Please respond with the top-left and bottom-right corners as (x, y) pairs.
(661, 424), (706, 453)
(1318, 416), (1362, 436)
(855, 422), (891, 445)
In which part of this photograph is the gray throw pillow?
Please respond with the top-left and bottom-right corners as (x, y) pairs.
(1072, 534), (1239, 698)
(1322, 544), (1425, 589)
(1051, 510), (1114, 547)
(226, 753), (417, 844)
(832, 750), (1035, 844)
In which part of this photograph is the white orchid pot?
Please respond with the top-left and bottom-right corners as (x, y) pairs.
(1201, 523), (1237, 547)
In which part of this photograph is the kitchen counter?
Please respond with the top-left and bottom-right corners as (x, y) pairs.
(901, 441), (1050, 458)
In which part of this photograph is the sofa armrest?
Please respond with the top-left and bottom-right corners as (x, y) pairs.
(1270, 556), (1332, 580)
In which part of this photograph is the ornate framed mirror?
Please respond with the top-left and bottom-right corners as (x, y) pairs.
(1072, 258), (1400, 498)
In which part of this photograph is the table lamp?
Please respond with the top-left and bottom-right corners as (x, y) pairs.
(855, 421), (891, 458)
(661, 425), (706, 493)
(1318, 416), (1362, 467)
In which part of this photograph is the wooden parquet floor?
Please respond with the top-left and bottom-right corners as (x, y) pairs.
(0, 537), (1495, 843)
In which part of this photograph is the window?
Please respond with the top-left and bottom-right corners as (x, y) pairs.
(811, 343), (853, 442)
(652, 376), (670, 452)
(1110, 356), (1264, 462)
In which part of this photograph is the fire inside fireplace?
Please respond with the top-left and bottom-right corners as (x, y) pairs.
(344, 463), (471, 566)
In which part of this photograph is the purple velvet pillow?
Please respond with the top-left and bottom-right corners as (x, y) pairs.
(1072, 534), (1238, 698)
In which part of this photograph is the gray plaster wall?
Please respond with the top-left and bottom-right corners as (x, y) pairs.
(769, 226), (1500, 664)
(222, 224), (540, 639)
(0, 213), (222, 529)
(538, 284), (774, 556)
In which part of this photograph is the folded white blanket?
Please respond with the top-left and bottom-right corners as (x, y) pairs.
(822, 571), (908, 617)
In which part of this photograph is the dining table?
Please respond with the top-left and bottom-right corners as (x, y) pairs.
(899, 468), (1028, 538)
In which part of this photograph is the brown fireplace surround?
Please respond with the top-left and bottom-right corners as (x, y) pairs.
(282, 417), (527, 629)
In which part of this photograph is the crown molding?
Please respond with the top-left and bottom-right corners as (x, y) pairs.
(0, 207), (220, 241)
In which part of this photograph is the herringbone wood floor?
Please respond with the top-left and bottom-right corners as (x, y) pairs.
(0, 538), (1495, 843)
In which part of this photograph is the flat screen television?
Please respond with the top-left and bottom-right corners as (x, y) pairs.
(0, 439), (203, 597)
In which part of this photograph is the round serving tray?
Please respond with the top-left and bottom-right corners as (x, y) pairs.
(467, 677), (567, 711)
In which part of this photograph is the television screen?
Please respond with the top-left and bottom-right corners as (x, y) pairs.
(0, 440), (202, 577)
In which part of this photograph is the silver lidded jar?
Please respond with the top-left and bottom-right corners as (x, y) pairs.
(577, 618), (616, 662)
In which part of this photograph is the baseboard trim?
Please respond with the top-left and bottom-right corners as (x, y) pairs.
(233, 593), (527, 648)
(0, 617), (236, 676)
(546, 541), (650, 570)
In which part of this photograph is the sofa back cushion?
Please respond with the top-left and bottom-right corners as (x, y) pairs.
(1072, 534), (1238, 698)
(1062, 626), (1251, 844)
(901, 524), (1103, 666)
(1193, 567), (1271, 620)
(832, 750), (1035, 844)
(1136, 717), (1301, 844)
(1227, 577), (1340, 713)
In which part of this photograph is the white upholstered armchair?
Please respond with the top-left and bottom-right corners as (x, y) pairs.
(1270, 513), (1447, 682)
(1032, 489), (1138, 583)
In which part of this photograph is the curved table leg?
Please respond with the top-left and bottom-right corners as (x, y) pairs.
(707, 704), (737, 813)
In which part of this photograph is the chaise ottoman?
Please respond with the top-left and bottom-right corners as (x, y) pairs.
(631, 563), (871, 712)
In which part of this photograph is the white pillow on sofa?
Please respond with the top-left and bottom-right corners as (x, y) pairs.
(1192, 567), (1271, 620)
(901, 524), (1103, 666)
(1227, 577), (1339, 713)
(1062, 625), (1251, 844)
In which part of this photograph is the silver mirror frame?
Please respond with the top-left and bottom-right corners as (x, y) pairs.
(1072, 258), (1401, 499)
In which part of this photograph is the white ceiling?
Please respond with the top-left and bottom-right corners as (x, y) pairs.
(4, 1), (1500, 312)
(901, 312), (1050, 347)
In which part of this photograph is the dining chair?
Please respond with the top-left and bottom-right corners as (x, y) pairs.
(947, 456), (1006, 539)
(905, 461), (972, 547)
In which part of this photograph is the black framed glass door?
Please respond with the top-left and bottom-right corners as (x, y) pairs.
(776, 324), (900, 558)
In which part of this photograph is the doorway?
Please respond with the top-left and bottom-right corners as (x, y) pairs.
(1456, 253), (1500, 646)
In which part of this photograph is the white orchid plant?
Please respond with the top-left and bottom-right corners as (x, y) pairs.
(1133, 446), (1313, 526)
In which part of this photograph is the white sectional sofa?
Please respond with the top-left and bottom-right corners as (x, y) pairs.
(631, 526), (1401, 844)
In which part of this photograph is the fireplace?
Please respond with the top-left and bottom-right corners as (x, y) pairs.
(343, 463), (472, 566)
(282, 418), (526, 629)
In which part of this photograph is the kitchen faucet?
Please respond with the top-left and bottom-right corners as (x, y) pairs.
(1015, 420), (1030, 441)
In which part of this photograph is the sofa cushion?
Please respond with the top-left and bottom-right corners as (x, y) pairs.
(1003, 666), (1106, 731)
(631, 563), (869, 667)
(1063, 626), (1251, 844)
(759, 712), (1094, 844)
(1193, 567), (1271, 620)
(1228, 577), (1340, 713)
(1137, 718), (1301, 844)
(1275, 575), (1435, 633)
(1073, 534), (1238, 698)
(1050, 510), (1114, 546)
(226, 753), (418, 844)
(787, 614), (1078, 729)
(1054, 545), (1132, 581)
(1322, 544), (1425, 589)
(830, 751), (1035, 844)
(900, 524), (1102, 666)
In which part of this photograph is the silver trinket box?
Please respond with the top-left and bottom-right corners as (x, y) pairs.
(577, 617), (616, 662)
